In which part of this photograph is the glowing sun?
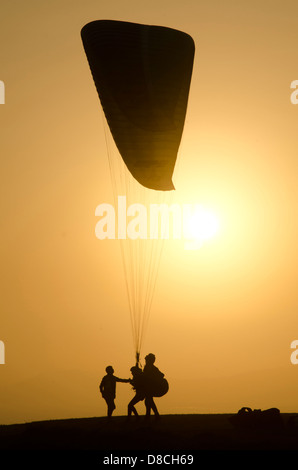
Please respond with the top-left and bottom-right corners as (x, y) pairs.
(184, 206), (219, 249)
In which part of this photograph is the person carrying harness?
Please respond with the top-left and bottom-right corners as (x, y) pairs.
(143, 353), (168, 419)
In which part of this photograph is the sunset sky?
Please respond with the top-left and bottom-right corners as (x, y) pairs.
(0, 0), (297, 424)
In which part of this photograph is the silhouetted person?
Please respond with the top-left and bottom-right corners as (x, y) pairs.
(99, 366), (130, 418)
(127, 365), (145, 418)
(143, 353), (164, 419)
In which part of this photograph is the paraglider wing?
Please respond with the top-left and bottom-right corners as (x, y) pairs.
(81, 20), (195, 190)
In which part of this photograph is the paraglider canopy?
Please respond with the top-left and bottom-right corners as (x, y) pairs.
(81, 19), (195, 190)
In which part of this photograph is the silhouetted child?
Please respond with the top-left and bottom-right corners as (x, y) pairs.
(143, 353), (165, 419)
(99, 366), (130, 418)
(127, 365), (145, 418)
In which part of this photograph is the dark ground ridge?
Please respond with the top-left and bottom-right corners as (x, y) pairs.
(1, 413), (298, 452)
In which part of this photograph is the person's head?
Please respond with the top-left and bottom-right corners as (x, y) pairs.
(145, 353), (155, 365)
(130, 365), (142, 376)
(106, 365), (114, 375)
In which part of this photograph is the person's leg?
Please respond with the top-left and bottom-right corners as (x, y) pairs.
(107, 397), (115, 417)
(145, 396), (151, 416)
(145, 396), (158, 417)
(128, 396), (138, 416)
(151, 398), (159, 416)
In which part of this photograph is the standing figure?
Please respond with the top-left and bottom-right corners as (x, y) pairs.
(99, 365), (130, 418)
(127, 365), (145, 418)
(143, 353), (165, 419)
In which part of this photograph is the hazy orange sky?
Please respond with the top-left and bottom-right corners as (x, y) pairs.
(0, 0), (298, 424)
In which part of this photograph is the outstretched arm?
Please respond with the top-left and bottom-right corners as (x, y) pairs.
(115, 377), (130, 383)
